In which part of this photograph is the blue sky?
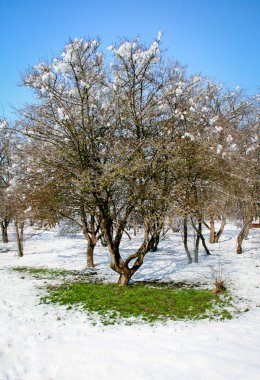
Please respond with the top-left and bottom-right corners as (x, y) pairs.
(1, 0), (259, 119)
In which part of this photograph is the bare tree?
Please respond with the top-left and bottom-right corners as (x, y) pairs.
(0, 119), (11, 243)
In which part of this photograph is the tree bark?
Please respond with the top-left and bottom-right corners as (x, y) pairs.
(148, 234), (160, 252)
(183, 218), (192, 263)
(80, 204), (98, 268)
(194, 220), (201, 263)
(1, 219), (9, 243)
(214, 215), (226, 243)
(191, 218), (211, 256)
(148, 222), (163, 252)
(118, 271), (131, 286)
(236, 219), (251, 254)
(200, 231), (211, 255)
(15, 221), (24, 257)
(86, 241), (95, 268)
(99, 202), (155, 286)
(209, 216), (216, 243)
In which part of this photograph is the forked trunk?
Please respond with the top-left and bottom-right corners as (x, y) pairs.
(99, 204), (150, 286)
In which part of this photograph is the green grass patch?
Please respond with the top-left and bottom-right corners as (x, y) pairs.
(42, 282), (234, 325)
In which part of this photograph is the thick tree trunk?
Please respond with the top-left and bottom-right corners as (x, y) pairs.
(1, 219), (9, 243)
(183, 218), (192, 263)
(236, 220), (250, 254)
(86, 241), (95, 268)
(99, 203), (150, 286)
(118, 271), (131, 286)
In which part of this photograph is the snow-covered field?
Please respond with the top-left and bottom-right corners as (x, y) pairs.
(0, 224), (259, 380)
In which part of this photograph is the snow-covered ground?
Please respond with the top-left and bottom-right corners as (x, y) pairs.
(0, 224), (259, 380)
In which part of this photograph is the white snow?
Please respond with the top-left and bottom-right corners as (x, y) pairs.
(182, 132), (194, 140)
(192, 76), (201, 83)
(246, 146), (255, 154)
(157, 31), (163, 41)
(214, 126), (223, 133)
(175, 88), (183, 97)
(57, 107), (65, 120)
(0, 121), (7, 130)
(216, 144), (223, 154)
(226, 134), (233, 143)
(0, 224), (259, 380)
(229, 143), (238, 152)
(209, 116), (219, 126)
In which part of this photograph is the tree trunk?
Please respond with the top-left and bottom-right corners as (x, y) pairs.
(214, 215), (226, 243)
(1, 219), (9, 243)
(148, 234), (160, 252)
(183, 218), (192, 263)
(191, 219), (211, 256)
(194, 220), (201, 263)
(236, 219), (251, 254)
(209, 216), (216, 243)
(15, 221), (24, 257)
(86, 241), (95, 268)
(80, 205), (98, 268)
(200, 231), (211, 255)
(99, 203), (150, 286)
(118, 272), (131, 286)
(148, 223), (163, 252)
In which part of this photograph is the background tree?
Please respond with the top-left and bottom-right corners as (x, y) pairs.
(0, 119), (11, 243)
(20, 38), (108, 267)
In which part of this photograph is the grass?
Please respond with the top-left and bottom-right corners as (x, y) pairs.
(42, 282), (234, 325)
(13, 266), (235, 325)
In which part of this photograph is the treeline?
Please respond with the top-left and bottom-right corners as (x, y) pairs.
(0, 34), (259, 285)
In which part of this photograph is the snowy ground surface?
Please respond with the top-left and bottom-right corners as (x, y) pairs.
(0, 223), (259, 380)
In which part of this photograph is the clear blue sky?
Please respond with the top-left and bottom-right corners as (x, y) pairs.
(1, 0), (259, 119)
